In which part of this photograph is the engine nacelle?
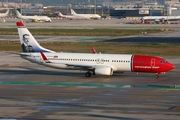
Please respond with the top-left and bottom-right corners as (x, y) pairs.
(95, 66), (113, 76)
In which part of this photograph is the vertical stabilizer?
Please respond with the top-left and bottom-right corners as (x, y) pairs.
(16, 21), (55, 53)
(5, 9), (9, 15)
(70, 9), (77, 15)
(16, 10), (22, 18)
(57, 12), (63, 17)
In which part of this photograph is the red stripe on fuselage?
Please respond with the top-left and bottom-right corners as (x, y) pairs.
(132, 55), (156, 73)
(132, 55), (172, 73)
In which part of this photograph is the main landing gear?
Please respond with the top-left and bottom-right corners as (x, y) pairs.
(85, 71), (91, 77)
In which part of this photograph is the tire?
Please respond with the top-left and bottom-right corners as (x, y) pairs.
(85, 72), (91, 77)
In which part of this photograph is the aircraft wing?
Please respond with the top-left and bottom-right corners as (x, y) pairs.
(20, 53), (31, 57)
(40, 51), (104, 70)
(49, 62), (107, 70)
(65, 63), (96, 69)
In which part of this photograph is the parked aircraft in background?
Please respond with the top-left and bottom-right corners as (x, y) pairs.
(16, 21), (174, 78)
(0, 9), (9, 22)
(16, 10), (51, 23)
(70, 9), (101, 19)
(57, 12), (90, 20)
(141, 16), (180, 24)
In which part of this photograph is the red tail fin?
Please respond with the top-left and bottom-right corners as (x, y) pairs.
(58, 12), (63, 17)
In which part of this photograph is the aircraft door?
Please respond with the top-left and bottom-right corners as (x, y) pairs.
(151, 58), (155, 71)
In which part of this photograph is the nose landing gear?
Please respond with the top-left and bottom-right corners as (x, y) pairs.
(155, 74), (159, 78)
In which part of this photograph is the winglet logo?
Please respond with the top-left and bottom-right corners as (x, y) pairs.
(21, 34), (34, 52)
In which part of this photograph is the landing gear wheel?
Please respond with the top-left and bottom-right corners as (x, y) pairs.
(85, 72), (91, 77)
(92, 69), (96, 75)
(155, 74), (159, 79)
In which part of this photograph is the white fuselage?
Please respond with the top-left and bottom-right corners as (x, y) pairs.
(21, 16), (51, 22)
(141, 16), (180, 21)
(61, 15), (90, 20)
(72, 14), (101, 19)
(21, 52), (132, 72)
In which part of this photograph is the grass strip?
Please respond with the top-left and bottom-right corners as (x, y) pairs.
(0, 28), (164, 36)
(1, 42), (180, 56)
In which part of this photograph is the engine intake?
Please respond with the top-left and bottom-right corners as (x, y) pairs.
(95, 66), (113, 76)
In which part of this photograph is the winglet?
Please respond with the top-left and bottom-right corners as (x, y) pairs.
(16, 21), (25, 27)
(92, 47), (97, 54)
(40, 51), (51, 63)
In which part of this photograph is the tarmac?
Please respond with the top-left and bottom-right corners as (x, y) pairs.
(0, 52), (180, 119)
(0, 19), (180, 119)
(1, 18), (180, 30)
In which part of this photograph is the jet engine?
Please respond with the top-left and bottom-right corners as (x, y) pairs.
(95, 66), (113, 75)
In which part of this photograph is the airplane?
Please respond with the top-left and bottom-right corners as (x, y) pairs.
(16, 21), (175, 78)
(16, 10), (52, 23)
(70, 9), (101, 20)
(0, 9), (9, 22)
(57, 12), (90, 20)
(140, 16), (180, 24)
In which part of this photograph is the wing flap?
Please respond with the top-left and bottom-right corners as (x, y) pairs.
(65, 63), (95, 69)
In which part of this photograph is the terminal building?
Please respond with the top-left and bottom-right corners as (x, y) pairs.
(109, 0), (180, 18)
(110, 8), (164, 18)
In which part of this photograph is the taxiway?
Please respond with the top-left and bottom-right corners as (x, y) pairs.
(0, 18), (180, 119)
(0, 52), (179, 119)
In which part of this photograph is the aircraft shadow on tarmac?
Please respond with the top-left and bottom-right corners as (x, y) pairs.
(84, 114), (139, 120)
(0, 67), (127, 78)
(0, 67), (82, 77)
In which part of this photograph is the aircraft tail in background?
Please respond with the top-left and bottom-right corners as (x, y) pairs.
(16, 10), (22, 18)
(70, 9), (77, 15)
(4, 9), (9, 16)
(57, 11), (64, 17)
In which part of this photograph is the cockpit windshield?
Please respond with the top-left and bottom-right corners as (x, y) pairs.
(160, 60), (168, 64)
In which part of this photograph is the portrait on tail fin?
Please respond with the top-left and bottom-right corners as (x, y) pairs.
(21, 34), (34, 52)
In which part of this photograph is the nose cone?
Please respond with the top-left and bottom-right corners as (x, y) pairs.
(168, 63), (175, 71)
